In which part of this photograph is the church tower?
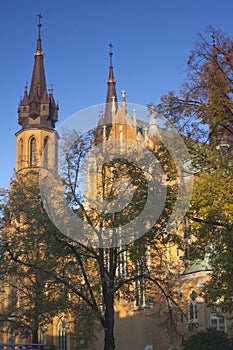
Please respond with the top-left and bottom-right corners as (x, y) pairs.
(97, 46), (137, 143)
(16, 17), (59, 173)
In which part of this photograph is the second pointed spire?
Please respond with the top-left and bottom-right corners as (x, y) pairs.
(105, 44), (118, 123)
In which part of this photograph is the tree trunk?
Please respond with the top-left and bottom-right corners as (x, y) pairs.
(103, 294), (115, 350)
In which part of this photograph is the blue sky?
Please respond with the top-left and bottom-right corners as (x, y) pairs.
(1, 0), (233, 190)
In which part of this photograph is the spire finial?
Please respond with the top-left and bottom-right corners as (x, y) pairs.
(109, 42), (113, 54)
(108, 42), (113, 71)
(35, 14), (43, 55)
(37, 13), (43, 24)
(48, 83), (54, 94)
(111, 95), (116, 113)
(107, 43), (115, 84)
(24, 81), (28, 93)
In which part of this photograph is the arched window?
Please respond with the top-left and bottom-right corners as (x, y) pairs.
(19, 139), (23, 166)
(43, 136), (49, 168)
(119, 124), (123, 152)
(30, 137), (36, 167)
(135, 258), (145, 307)
(38, 325), (47, 344)
(58, 317), (68, 350)
(188, 290), (198, 322)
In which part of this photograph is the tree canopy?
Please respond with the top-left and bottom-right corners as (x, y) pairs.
(183, 328), (233, 350)
(155, 26), (233, 313)
(1, 124), (185, 350)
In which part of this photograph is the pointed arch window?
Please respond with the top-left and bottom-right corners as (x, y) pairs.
(30, 137), (36, 167)
(119, 123), (123, 152)
(135, 258), (146, 307)
(58, 317), (68, 350)
(43, 136), (49, 168)
(188, 290), (198, 322)
(19, 139), (24, 166)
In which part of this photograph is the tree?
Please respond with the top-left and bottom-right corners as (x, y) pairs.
(154, 26), (233, 313)
(2, 114), (187, 350)
(186, 163), (233, 312)
(183, 328), (233, 350)
(155, 26), (233, 144)
(0, 172), (69, 343)
(0, 188), (8, 243)
(38, 126), (184, 350)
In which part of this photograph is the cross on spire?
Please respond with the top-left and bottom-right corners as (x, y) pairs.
(37, 13), (43, 24)
(24, 81), (28, 93)
(109, 42), (113, 54)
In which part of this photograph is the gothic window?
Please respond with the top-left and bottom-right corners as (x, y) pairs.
(210, 308), (226, 332)
(119, 124), (123, 151)
(104, 248), (109, 272)
(30, 137), (36, 167)
(188, 290), (198, 322)
(117, 244), (128, 278)
(19, 139), (23, 166)
(135, 258), (145, 307)
(43, 136), (49, 168)
(38, 326), (47, 344)
(58, 317), (68, 350)
(147, 245), (151, 271)
(135, 277), (145, 307)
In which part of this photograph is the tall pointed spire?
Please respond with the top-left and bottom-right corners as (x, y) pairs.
(18, 16), (58, 130)
(104, 44), (118, 123)
(106, 44), (117, 104)
(29, 14), (47, 102)
(35, 14), (43, 54)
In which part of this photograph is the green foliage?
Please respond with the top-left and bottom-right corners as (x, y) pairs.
(53, 127), (184, 349)
(154, 25), (233, 313)
(0, 171), (69, 342)
(185, 145), (233, 310)
(183, 328), (233, 350)
(2, 123), (184, 348)
(155, 26), (233, 143)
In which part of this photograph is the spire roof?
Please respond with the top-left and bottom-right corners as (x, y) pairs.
(105, 44), (118, 123)
(18, 17), (58, 130)
(29, 17), (48, 102)
(106, 45), (117, 104)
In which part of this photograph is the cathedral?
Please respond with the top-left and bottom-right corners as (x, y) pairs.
(0, 19), (232, 350)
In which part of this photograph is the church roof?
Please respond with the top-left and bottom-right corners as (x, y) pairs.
(29, 19), (48, 103)
(18, 17), (58, 130)
(183, 258), (212, 275)
(104, 45), (118, 124)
